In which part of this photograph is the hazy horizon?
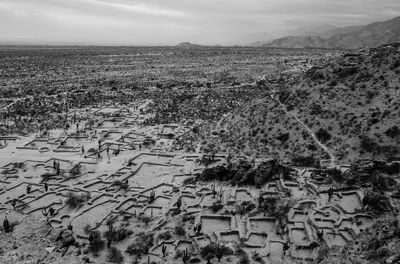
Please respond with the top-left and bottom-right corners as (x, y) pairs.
(1, 0), (399, 46)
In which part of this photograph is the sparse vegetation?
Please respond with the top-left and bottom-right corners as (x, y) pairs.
(65, 192), (88, 208)
(107, 247), (124, 263)
(200, 243), (233, 260)
(104, 227), (133, 242)
(87, 231), (105, 253)
(126, 232), (154, 257)
(174, 223), (186, 237)
(157, 230), (172, 241)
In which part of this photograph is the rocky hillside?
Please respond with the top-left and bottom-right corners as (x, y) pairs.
(261, 16), (400, 49)
(322, 213), (400, 264)
(264, 35), (330, 49)
(219, 43), (400, 163)
(0, 214), (84, 264)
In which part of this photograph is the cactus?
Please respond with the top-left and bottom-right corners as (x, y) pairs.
(182, 248), (190, 263)
(218, 187), (223, 202)
(176, 196), (182, 209)
(212, 182), (216, 198)
(216, 244), (224, 262)
(149, 190), (155, 203)
(162, 244), (167, 257)
(195, 222), (202, 236)
(107, 218), (114, 232)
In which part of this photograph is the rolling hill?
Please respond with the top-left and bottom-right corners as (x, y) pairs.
(218, 43), (400, 164)
(258, 16), (400, 49)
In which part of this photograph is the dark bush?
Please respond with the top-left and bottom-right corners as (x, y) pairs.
(328, 80), (337, 86)
(197, 160), (288, 187)
(139, 215), (152, 224)
(182, 214), (195, 222)
(385, 126), (400, 138)
(316, 128), (332, 142)
(182, 177), (197, 185)
(258, 196), (277, 216)
(360, 136), (379, 152)
(157, 230), (172, 241)
(237, 249), (250, 264)
(200, 243), (233, 260)
(65, 192), (87, 208)
(175, 224), (186, 237)
(366, 90), (378, 100)
(291, 155), (317, 167)
(104, 227), (133, 242)
(110, 180), (129, 190)
(70, 164), (82, 176)
(126, 232), (154, 257)
(210, 201), (224, 213)
(41, 172), (56, 182)
(197, 165), (231, 182)
(325, 168), (344, 183)
(88, 231), (104, 253)
(189, 257), (201, 263)
(276, 133), (289, 143)
(107, 247), (124, 263)
(83, 224), (93, 234)
(238, 201), (256, 215)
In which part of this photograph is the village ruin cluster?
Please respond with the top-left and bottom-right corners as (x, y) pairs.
(0, 97), (396, 264)
(0, 44), (400, 264)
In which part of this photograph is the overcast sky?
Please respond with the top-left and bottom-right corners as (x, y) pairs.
(0, 0), (399, 45)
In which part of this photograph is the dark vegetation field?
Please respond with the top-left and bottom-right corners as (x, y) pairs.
(0, 45), (335, 135)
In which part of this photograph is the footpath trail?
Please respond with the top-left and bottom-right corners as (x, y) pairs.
(272, 94), (336, 166)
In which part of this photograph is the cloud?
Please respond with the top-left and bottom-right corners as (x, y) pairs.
(0, 0), (399, 45)
(92, 0), (190, 17)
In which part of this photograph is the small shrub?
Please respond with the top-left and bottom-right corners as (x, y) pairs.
(157, 230), (172, 241)
(70, 164), (82, 176)
(41, 172), (56, 182)
(189, 257), (201, 263)
(239, 201), (256, 215)
(126, 232), (154, 257)
(87, 148), (96, 153)
(175, 224), (186, 237)
(83, 224), (93, 234)
(238, 249), (250, 264)
(65, 192), (87, 208)
(0, 220), (19, 233)
(252, 252), (263, 262)
(110, 180), (129, 190)
(326, 168), (344, 183)
(88, 231), (104, 253)
(182, 214), (195, 222)
(316, 128), (332, 142)
(183, 177), (197, 185)
(385, 126), (400, 138)
(107, 247), (124, 263)
(210, 201), (224, 213)
(328, 80), (337, 86)
(104, 227), (133, 242)
(200, 243), (233, 260)
(139, 215), (152, 225)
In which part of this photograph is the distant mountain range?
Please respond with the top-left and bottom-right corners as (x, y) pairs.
(175, 42), (226, 48)
(250, 16), (400, 49)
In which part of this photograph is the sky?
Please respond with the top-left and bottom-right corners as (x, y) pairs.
(0, 0), (399, 45)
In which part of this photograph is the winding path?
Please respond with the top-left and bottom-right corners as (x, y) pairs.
(272, 94), (336, 166)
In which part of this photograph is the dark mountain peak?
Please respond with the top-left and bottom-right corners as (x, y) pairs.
(256, 16), (400, 49)
(176, 42), (202, 48)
